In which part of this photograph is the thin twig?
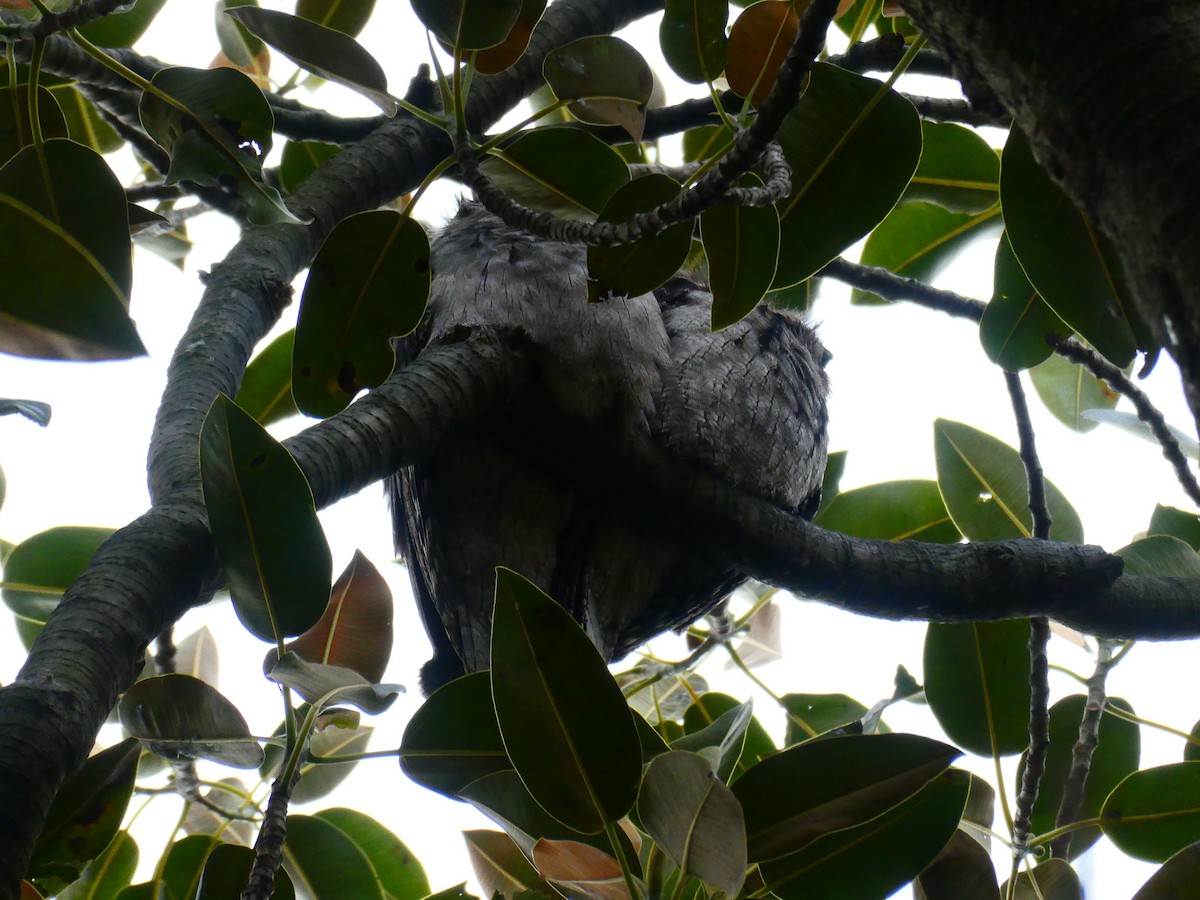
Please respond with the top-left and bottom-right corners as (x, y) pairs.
(1051, 640), (1118, 858)
(1005, 371), (1052, 858)
(1051, 337), (1200, 508)
(819, 256), (987, 320)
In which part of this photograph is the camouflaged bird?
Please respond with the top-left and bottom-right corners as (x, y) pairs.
(389, 201), (830, 693)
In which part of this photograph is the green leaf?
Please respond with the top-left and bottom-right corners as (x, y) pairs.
(479, 127), (629, 219)
(781, 693), (870, 746)
(2, 526), (114, 648)
(463, 830), (554, 899)
(1001, 859), (1082, 900)
(29, 740), (139, 884)
(296, 0), (376, 36)
(1103, 762), (1200, 862)
(682, 692), (776, 779)
(923, 620), (1032, 757)
(45, 89), (120, 160)
(216, 1), (266, 71)
(773, 62), (921, 289)
(979, 232), (1071, 371)
(235, 329), (298, 425)
(1117, 535), (1200, 578)
(933, 418), (1084, 543)
(264, 652), (403, 714)
(1149, 505), (1200, 550)
(815, 479), (962, 543)
(139, 67), (294, 225)
(1133, 842), (1200, 899)
(280, 140), (341, 192)
(758, 769), (969, 900)
(58, 831), (137, 900)
(1001, 128), (1146, 367)
(199, 394), (331, 641)
(1018, 695), (1140, 859)
(1030, 351), (1120, 433)
(155, 835), (218, 900)
(852, 201), (1001, 304)
(701, 178), (780, 329)
(77, 0), (169, 47)
(284, 815), (381, 899)
(638, 751), (746, 895)
(490, 568), (642, 832)
(409, 0), (523, 51)
(587, 174), (692, 302)
(0, 139), (141, 360)
(913, 831), (1000, 900)
(226, 7), (398, 114)
(314, 809), (430, 900)
(660, 0), (728, 84)
(617, 665), (708, 726)
(816, 449), (847, 516)
(294, 211), (430, 417)
(904, 121), (999, 214)
(732, 732), (960, 862)
(198, 843), (294, 900)
(268, 718), (373, 805)
(725, 0), (797, 105)
(119, 674), (263, 768)
(399, 671), (510, 797)
(544, 36), (653, 140)
(469, 0), (547, 75)
(0, 86), (68, 162)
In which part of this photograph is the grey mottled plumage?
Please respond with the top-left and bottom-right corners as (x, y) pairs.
(389, 201), (829, 693)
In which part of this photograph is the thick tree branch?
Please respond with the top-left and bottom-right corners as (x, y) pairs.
(901, 0), (1200, 430)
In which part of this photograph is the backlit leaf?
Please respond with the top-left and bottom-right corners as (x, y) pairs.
(979, 232), (1070, 371)
(815, 479), (961, 543)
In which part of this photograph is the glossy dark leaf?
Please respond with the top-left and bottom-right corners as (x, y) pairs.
(924, 620), (1032, 757)
(979, 232), (1070, 371)
(639, 751), (746, 894)
(773, 63), (921, 289)
(852, 202), (1001, 304)
(463, 830), (554, 899)
(399, 672), (509, 797)
(701, 180), (780, 329)
(314, 808), (430, 900)
(480, 127), (628, 218)
(1002, 128), (1146, 367)
(77, 0), (169, 47)
(199, 394), (331, 641)
(154, 834), (219, 900)
(198, 843), (294, 900)
(279, 140), (341, 192)
(472, 0), (546, 75)
(815, 479), (961, 543)
(490, 568), (642, 832)
(934, 418), (1084, 543)
(410, 0), (523, 51)
(725, 0), (797, 105)
(294, 211), (430, 417)
(284, 815), (381, 899)
(29, 740), (139, 881)
(119, 674), (263, 768)
(781, 693), (870, 746)
(264, 651), (402, 714)
(544, 36), (653, 140)
(2, 526), (114, 648)
(139, 67), (294, 224)
(660, 0), (728, 84)
(1149, 505), (1200, 550)
(0, 139), (141, 360)
(732, 732), (960, 861)
(57, 830), (137, 900)
(904, 121), (999, 214)
(1018, 695), (1140, 859)
(0, 86), (68, 162)
(1133, 841), (1200, 899)
(296, 0), (377, 36)
(1118, 535), (1200, 578)
(758, 769), (969, 899)
(587, 175), (692, 302)
(235, 329), (297, 425)
(912, 830), (1000, 900)
(1030, 351), (1120, 433)
(1001, 859), (1082, 899)
(268, 550), (394, 682)
(226, 7), (398, 113)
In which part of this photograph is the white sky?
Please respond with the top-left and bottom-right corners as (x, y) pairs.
(2, 3), (1198, 897)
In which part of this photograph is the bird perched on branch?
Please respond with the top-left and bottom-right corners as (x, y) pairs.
(389, 200), (830, 693)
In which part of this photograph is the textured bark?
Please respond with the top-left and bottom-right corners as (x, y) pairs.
(903, 0), (1200, 426)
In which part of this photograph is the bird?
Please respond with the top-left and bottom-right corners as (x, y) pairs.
(389, 200), (830, 694)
